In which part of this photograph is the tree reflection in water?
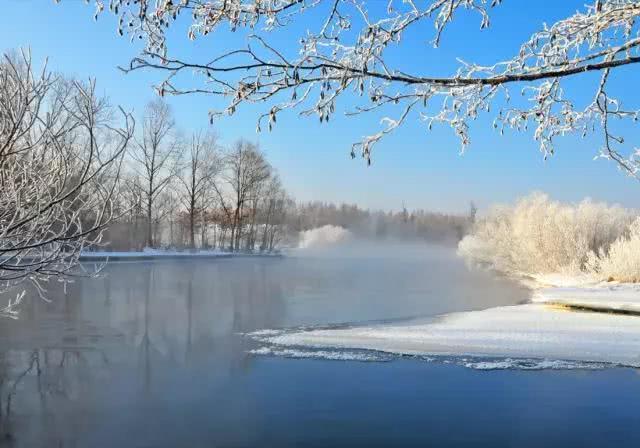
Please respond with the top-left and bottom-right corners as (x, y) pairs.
(0, 258), (289, 447)
(0, 253), (526, 447)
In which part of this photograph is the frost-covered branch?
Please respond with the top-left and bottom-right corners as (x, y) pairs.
(82, 0), (640, 173)
(0, 49), (133, 309)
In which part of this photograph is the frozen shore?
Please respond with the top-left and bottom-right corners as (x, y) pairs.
(532, 284), (640, 314)
(80, 248), (282, 262)
(249, 276), (640, 369)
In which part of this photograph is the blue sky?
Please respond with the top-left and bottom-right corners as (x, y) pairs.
(2, 0), (639, 213)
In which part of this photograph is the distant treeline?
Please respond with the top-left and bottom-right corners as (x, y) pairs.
(102, 199), (474, 251)
(290, 201), (476, 245)
(91, 101), (473, 253)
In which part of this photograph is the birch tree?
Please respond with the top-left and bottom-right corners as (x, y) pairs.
(87, 0), (640, 175)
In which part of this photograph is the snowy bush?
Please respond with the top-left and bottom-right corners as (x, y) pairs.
(587, 219), (640, 283)
(458, 193), (635, 277)
(298, 225), (352, 249)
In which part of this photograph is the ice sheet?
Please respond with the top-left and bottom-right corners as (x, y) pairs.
(253, 304), (640, 368)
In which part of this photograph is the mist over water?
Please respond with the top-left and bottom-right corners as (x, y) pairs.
(0, 247), (531, 447)
(296, 225), (352, 250)
(292, 226), (466, 263)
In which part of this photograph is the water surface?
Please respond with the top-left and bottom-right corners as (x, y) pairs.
(0, 247), (638, 447)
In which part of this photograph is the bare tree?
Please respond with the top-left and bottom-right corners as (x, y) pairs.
(88, 0), (640, 175)
(155, 187), (181, 246)
(119, 174), (146, 250)
(260, 175), (289, 251)
(131, 99), (182, 248)
(0, 49), (133, 316)
(220, 141), (271, 251)
(177, 131), (221, 248)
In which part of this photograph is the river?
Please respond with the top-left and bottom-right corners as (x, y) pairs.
(0, 246), (638, 447)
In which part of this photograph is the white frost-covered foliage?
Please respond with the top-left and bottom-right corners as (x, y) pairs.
(0, 50), (132, 316)
(91, 1), (640, 173)
(298, 225), (351, 250)
(588, 218), (640, 282)
(458, 193), (634, 277)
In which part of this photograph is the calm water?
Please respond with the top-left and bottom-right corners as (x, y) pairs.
(1, 246), (640, 447)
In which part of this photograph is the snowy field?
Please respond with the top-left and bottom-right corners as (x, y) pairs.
(249, 278), (640, 370)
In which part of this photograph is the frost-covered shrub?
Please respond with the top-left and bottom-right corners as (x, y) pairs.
(458, 193), (634, 276)
(588, 219), (640, 283)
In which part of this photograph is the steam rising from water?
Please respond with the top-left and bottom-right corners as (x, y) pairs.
(298, 225), (352, 249)
(293, 227), (458, 260)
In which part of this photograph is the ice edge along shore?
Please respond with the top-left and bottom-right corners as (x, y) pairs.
(250, 276), (640, 370)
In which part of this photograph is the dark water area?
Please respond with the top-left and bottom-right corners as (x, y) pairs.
(0, 247), (638, 447)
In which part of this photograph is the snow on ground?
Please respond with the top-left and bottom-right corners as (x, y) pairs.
(521, 272), (604, 289)
(533, 284), (640, 313)
(252, 303), (640, 367)
(250, 300), (640, 369)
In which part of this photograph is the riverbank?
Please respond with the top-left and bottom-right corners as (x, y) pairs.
(80, 248), (283, 262)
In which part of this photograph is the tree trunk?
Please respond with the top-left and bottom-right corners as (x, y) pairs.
(146, 199), (153, 248)
(189, 204), (195, 249)
(201, 210), (207, 248)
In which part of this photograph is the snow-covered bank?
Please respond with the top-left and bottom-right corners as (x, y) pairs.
(533, 284), (640, 314)
(250, 301), (640, 368)
(80, 248), (282, 261)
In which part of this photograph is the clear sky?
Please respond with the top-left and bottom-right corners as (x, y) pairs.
(2, 0), (639, 214)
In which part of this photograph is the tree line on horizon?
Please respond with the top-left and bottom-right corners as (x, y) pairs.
(97, 95), (475, 253)
(104, 134), (476, 251)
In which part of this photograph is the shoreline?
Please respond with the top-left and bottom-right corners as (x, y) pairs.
(249, 268), (640, 369)
(79, 250), (284, 262)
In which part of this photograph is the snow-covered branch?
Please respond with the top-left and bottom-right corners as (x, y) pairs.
(0, 49), (133, 307)
(83, 0), (640, 173)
